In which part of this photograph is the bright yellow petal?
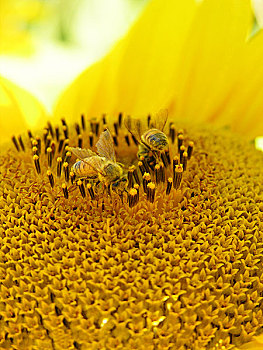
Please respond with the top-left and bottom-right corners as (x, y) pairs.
(171, 0), (253, 123)
(208, 30), (263, 138)
(0, 76), (46, 144)
(54, 0), (197, 121)
(53, 46), (123, 123)
(114, 0), (196, 115)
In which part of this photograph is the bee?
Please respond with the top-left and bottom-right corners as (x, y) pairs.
(124, 109), (169, 167)
(70, 129), (127, 191)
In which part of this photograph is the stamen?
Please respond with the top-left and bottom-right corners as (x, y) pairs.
(173, 156), (179, 184)
(166, 177), (172, 195)
(89, 132), (94, 147)
(11, 136), (20, 151)
(103, 124), (108, 132)
(147, 115), (151, 127)
(160, 151), (169, 168)
(182, 151), (188, 171)
(118, 113), (122, 127)
(62, 183), (68, 199)
(102, 114), (106, 125)
(58, 139), (64, 153)
(154, 164), (161, 184)
(180, 145), (186, 164)
(77, 180), (86, 198)
(173, 164), (183, 189)
(43, 128), (49, 146)
(62, 140), (69, 156)
(57, 157), (62, 177)
(146, 182), (156, 203)
(32, 146), (38, 156)
(178, 134), (184, 152)
(47, 170), (54, 188)
(62, 125), (68, 139)
(139, 156), (150, 174)
(159, 162), (165, 182)
(18, 136), (25, 151)
(36, 136), (41, 153)
(70, 171), (76, 184)
(138, 161), (145, 177)
(51, 141), (56, 156)
(32, 139), (38, 148)
(124, 134), (130, 146)
(75, 123), (80, 135)
(128, 188), (138, 208)
(55, 127), (60, 142)
(78, 135), (83, 148)
(61, 118), (67, 127)
(47, 122), (54, 138)
(45, 136), (52, 154)
(187, 141), (194, 160)
(94, 122), (100, 136)
(113, 134), (118, 147)
(28, 130), (33, 140)
(64, 151), (71, 164)
(63, 162), (69, 182)
(165, 149), (171, 165)
(33, 155), (41, 174)
(81, 114), (86, 130)
(178, 128), (184, 135)
(173, 156), (179, 171)
(47, 147), (53, 167)
(169, 124), (176, 144)
(128, 167), (134, 188)
(87, 183), (95, 200)
(143, 173), (151, 193)
(113, 122), (119, 136)
(132, 166), (140, 185)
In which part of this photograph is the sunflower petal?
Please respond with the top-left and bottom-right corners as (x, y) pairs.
(171, 0), (252, 123)
(0, 76), (46, 144)
(54, 0), (197, 121)
(210, 30), (263, 138)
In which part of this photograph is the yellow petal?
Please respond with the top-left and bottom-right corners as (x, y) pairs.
(0, 76), (46, 144)
(209, 30), (263, 139)
(171, 0), (252, 123)
(54, 0), (197, 121)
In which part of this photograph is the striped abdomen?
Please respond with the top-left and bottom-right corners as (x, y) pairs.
(71, 157), (98, 178)
(142, 129), (168, 151)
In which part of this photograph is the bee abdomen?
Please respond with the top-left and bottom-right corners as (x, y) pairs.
(72, 160), (97, 178)
(143, 129), (168, 150)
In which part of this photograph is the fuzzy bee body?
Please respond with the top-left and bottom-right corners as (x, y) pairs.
(141, 128), (169, 152)
(72, 156), (105, 179)
(70, 129), (127, 190)
(125, 110), (169, 165)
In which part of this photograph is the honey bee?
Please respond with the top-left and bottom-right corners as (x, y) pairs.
(124, 109), (169, 166)
(70, 129), (127, 191)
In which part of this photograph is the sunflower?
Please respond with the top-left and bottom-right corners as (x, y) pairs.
(1, 0), (263, 349)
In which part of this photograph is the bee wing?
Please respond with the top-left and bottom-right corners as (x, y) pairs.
(149, 109), (168, 131)
(96, 129), (116, 162)
(82, 156), (106, 176)
(69, 147), (97, 160)
(124, 115), (146, 143)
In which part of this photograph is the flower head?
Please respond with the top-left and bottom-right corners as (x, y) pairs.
(1, 112), (263, 349)
(1, 0), (263, 349)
